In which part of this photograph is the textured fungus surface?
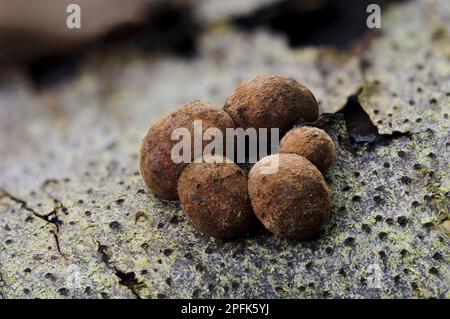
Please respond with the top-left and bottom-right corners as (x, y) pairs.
(248, 153), (331, 239)
(280, 126), (335, 172)
(140, 101), (234, 199)
(0, 0), (449, 298)
(178, 156), (255, 239)
(224, 75), (319, 131)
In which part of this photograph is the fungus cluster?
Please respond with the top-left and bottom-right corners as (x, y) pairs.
(140, 75), (335, 240)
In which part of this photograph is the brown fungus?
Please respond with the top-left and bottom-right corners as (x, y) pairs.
(248, 153), (331, 240)
(140, 101), (234, 200)
(224, 75), (319, 133)
(177, 155), (256, 239)
(280, 126), (335, 172)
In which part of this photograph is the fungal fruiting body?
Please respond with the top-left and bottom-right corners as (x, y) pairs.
(140, 101), (234, 200)
(224, 75), (319, 133)
(177, 155), (255, 239)
(140, 76), (335, 241)
(248, 153), (331, 239)
(280, 126), (335, 172)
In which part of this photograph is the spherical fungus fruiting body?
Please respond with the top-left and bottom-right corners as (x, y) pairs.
(248, 153), (331, 239)
(140, 102), (235, 200)
(177, 155), (256, 239)
(224, 75), (319, 132)
(280, 126), (335, 172)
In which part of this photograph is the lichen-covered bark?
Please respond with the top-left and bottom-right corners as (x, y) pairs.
(358, 0), (450, 134)
(0, 0), (448, 298)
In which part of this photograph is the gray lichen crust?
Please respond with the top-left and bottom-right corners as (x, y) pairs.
(0, 0), (449, 298)
(358, 0), (450, 135)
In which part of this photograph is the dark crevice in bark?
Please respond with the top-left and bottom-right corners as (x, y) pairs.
(96, 241), (143, 299)
(51, 230), (66, 258)
(0, 188), (65, 257)
(0, 269), (5, 293)
(114, 270), (142, 299)
(337, 90), (411, 149)
(0, 188), (40, 217)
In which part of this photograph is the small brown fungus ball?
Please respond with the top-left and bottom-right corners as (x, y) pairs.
(248, 153), (331, 240)
(140, 101), (234, 200)
(177, 155), (256, 239)
(280, 126), (335, 172)
(224, 75), (319, 132)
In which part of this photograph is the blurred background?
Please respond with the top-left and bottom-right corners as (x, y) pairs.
(0, 0), (399, 84)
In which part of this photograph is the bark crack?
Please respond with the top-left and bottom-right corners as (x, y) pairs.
(336, 89), (411, 149)
(0, 188), (66, 257)
(96, 241), (144, 299)
(0, 267), (5, 298)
